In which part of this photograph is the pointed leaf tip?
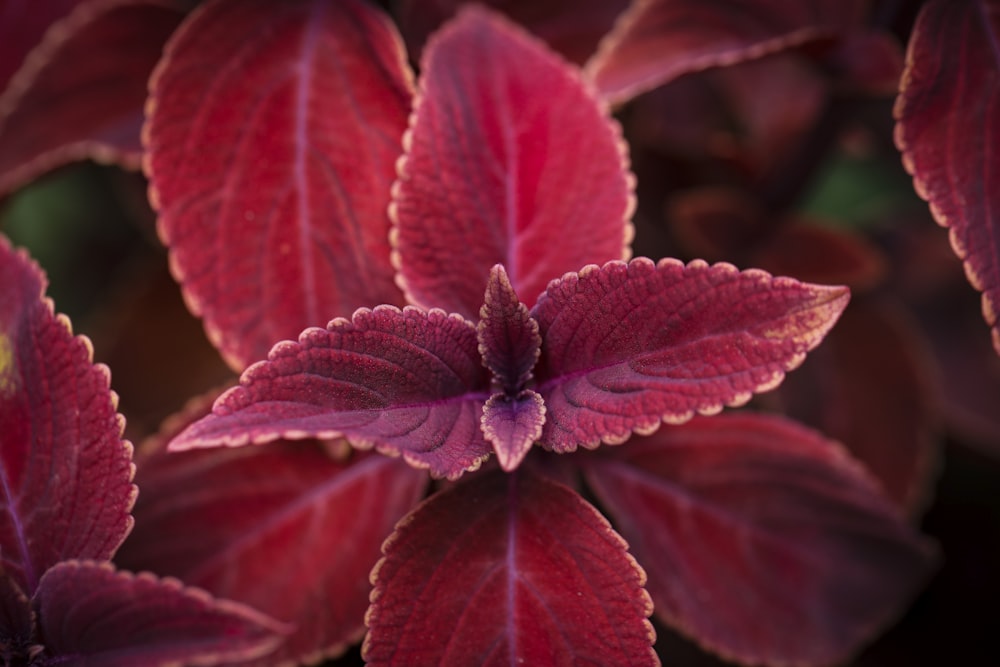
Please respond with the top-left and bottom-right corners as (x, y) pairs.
(478, 264), (542, 393)
(482, 390), (545, 471)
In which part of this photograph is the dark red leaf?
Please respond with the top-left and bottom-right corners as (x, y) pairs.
(532, 257), (850, 453)
(0, 0), (184, 198)
(0, 238), (134, 594)
(481, 390), (545, 471)
(775, 298), (940, 513)
(477, 264), (541, 393)
(585, 0), (865, 104)
(0, 570), (32, 656)
(827, 29), (904, 95)
(117, 398), (428, 665)
(392, 6), (633, 319)
(169, 306), (492, 479)
(583, 413), (936, 666)
(35, 560), (287, 666)
(0, 0), (80, 92)
(149, 0), (412, 370)
(364, 468), (657, 666)
(392, 0), (631, 65)
(895, 0), (1000, 355)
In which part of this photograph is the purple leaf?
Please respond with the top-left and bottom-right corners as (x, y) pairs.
(532, 257), (850, 453)
(0, 238), (134, 594)
(364, 468), (657, 666)
(169, 306), (492, 479)
(477, 264), (541, 393)
(149, 0), (412, 370)
(585, 0), (866, 104)
(481, 390), (545, 471)
(0, 0), (184, 197)
(894, 0), (1000, 355)
(35, 560), (287, 666)
(583, 413), (936, 666)
(392, 5), (634, 319)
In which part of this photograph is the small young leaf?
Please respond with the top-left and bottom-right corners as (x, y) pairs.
(532, 257), (849, 452)
(392, 5), (633, 319)
(0, 238), (134, 595)
(585, 0), (865, 104)
(477, 264), (541, 393)
(481, 390), (545, 471)
(149, 0), (412, 370)
(0, 0), (184, 197)
(895, 0), (1000, 355)
(583, 413), (936, 667)
(169, 306), (492, 479)
(364, 468), (657, 666)
(35, 560), (287, 667)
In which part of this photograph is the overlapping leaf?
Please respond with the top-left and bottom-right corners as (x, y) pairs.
(0, 237), (134, 595)
(532, 257), (850, 452)
(392, 6), (633, 318)
(583, 413), (936, 666)
(117, 397), (428, 665)
(36, 560), (287, 666)
(585, 0), (866, 104)
(895, 0), (1000, 355)
(0, 0), (184, 198)
(169, 306), (492, 479)
(0, 0), (80, 92)
(364, 468), (657, 666)
(149, 0), (412, 370)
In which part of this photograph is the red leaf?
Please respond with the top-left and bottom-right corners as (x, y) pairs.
(532, 258), (850, 453)
(481, 390), (545, 471)
(169, 306), (492, 480)
(364, 468), (657, 666)
(392, 0), (631, 65)
(149, 0), (412, 370)
(392, 6), (633, 319)
(116, 402), (427, 666)
(35, 560), (287, 666)
(477, 264), (541, 393)
(0, 238), (134, 594)
(895, 0), (1000, 355)
(585, 0), (865, 104)
(583, 413), (936, 666)
(0, 0), (184, 197)
(0, 0), (80, 92)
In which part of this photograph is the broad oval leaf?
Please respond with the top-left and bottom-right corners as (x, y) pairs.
(895, 0), (1000, 355)
(532, 257), (849, 453)
(0, 238), (134, 594)
(35, 560), (287, 666)
(169, 306), (492, 479)
(116, 398), (428, 666)
(585, 0), (865, 104)
(0, 0), (184, 198)
(364, 468), (657, 666)
(583, 413), (936, 667)
(391, 5), (634, 319)
(149, 0), (413, 370)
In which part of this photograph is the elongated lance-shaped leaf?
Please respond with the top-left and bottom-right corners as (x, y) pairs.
(532, 258), (849, 453)
(895, 0), (1000, 355)
(35, 560), (288, 666)
(583, 413), (936, 667)
(117, 393), (428, 666)
(0, 0), (184, 198)
(149, 0), (412, 370)
(478, 264), (541, 393)
(169, 306), (493, 480)
(585, 0), (866, 104)
(391, 5), (634, 319)
(0, 237), (135, 595)
(364, 468), (657, 666)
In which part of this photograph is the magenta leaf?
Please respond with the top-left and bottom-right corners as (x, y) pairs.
(392, 0), (631, 65)
(116, 398), (428, 665)
(583, 413), (936, 666)
(532, 257), (850, 453)
(585, 0), (866, 104)
(364, 468), (657, 666)
(477, 264), (541, 392)
(392, 5), (633, 319)
(169, 306), (492, 479)
(149, 0), (412, 370)
(895, 0), (1000, 355)
(0, 0), (184, 198)
(0, 238), (134, 595)
(481, 391), (545, 471)
(35, 560), (287, 666)
(0, 0), (80, 92)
